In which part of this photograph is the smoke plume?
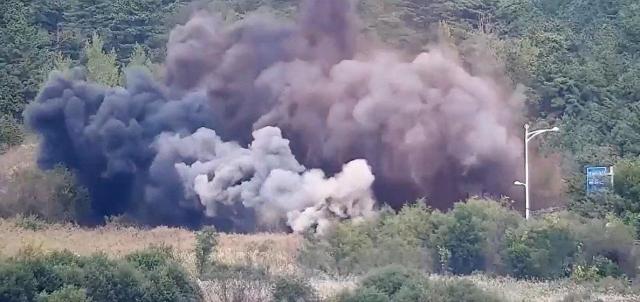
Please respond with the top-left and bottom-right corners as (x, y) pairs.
(25, 0), (526, 232)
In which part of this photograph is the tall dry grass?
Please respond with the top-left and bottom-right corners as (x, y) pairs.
(0, 218), (298, 275)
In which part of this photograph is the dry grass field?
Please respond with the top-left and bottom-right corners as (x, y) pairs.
(1, 219), (639, 301)
(0, 219), (299, 276)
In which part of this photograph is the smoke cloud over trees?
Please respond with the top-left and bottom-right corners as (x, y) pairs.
(25, 0), (527, 232)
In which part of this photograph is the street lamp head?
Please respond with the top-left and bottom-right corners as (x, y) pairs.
(514, 180), (525, 186)
(551, 127), (560, 132)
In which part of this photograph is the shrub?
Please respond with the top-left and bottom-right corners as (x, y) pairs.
(614, 158), (640, 210)
(334, 287), (390, 302)
(298, 203), (433, 275)
(504, 214), (578, 279)
(125, 244), (175, 271)
(333, 265), (504, 302)
(201, 263), (272, 302)
(0, 260), (38, 302)
(377, 201), (433, 247)
(360, 265), (420, 297)
(571, 215), (638, 277)
(571, 264), (600, 282)
(429, 279), (504, 302)
(430, 198), (523, 275)
(0, 248), (202, 302)
(272, 275), (318, 302)
(431, 208), (484, 275)
(80, 254), (146, 301)
(14, 214), (48, 231)
(592, 256), (623, 278)
(0, 115), (23, 153)
(0, 166), (90, 224)
(299, 217), (374, 275)
(299, 199), (524, 277)
(560, 291), (601, 302)
(195, 226), (218, 277)
(299, 198), (639, 281)
(36, 286), (90, 302)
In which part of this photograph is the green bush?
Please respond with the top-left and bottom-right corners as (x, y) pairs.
(360, 265), (420, 297)
(334, 287), (390, 302)
(0, 247), (202, 302)
(431, 208), (484, 275)
(0, 114), (23, 153)
(0, 166), (90, 224)
(36, 286), (90, 302)
(614, 158), (640, 210)
(125, 245), (175, 271)
(429, 279), (504, 302)
(298, 203), (434, 275)
(429, 198), (523, 275)
(14, 214), (48, 231)
(504, 214), (578, 279)
(271, 275), (318, 302)
(333, 265), (504, 302)
(299, 199), (639, 281)
(194, 226), (218, 277)
(571, 216), (638, 278)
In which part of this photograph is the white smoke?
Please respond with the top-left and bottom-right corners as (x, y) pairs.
(153, 126), (376, 233)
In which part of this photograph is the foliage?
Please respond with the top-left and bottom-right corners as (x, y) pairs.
(194, 226), (218, 277)
(300, 199), (639, 281)
(84, 34), (120, 87)
(271, 275), (318, 302)
(333, 265), (504, 302)
(14, 214), (49, 231)
(428, 199), (523, 275)
(359, 265), (421, 297)
(0, 0), (52, 118)
(0, 166), (91, 224)
(504, 214), (579, 279)
(63, 0), (181, 62)
(504, 212), (639, 279)
(299, 203), (433, 275)
(0, 115), (24, 153)
(124, 244), (175, 271)
(36, 285), (91, 302)
(613, 158), (640, 212)
(0, 247), (202, 302)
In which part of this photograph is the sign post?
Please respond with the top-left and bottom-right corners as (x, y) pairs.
(586, 166), (614, 194)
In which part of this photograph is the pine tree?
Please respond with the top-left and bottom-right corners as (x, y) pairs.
(66, 0), (182, 63)
(0, 0), (52, 117)
(84, 34), (121, 87)
(120, 43), (158, 85)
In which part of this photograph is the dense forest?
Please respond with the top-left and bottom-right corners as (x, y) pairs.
(2, 0), (640, 227)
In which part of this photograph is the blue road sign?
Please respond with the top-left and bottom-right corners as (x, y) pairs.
(586, 166), (610, 194)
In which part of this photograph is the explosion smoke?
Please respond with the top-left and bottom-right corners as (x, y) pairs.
(25, 0), (526, 232)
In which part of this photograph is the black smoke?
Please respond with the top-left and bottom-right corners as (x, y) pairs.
(25, 0), (531, 232)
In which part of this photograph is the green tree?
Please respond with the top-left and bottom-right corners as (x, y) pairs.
(66, 0), (182, 63)
(84, 34), (120, 87)
(0, 0), (52, 117)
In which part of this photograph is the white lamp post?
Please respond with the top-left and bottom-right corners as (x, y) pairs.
(513, 124), (560, 220)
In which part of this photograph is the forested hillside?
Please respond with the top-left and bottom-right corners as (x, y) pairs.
(1, 0), (640, 225)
